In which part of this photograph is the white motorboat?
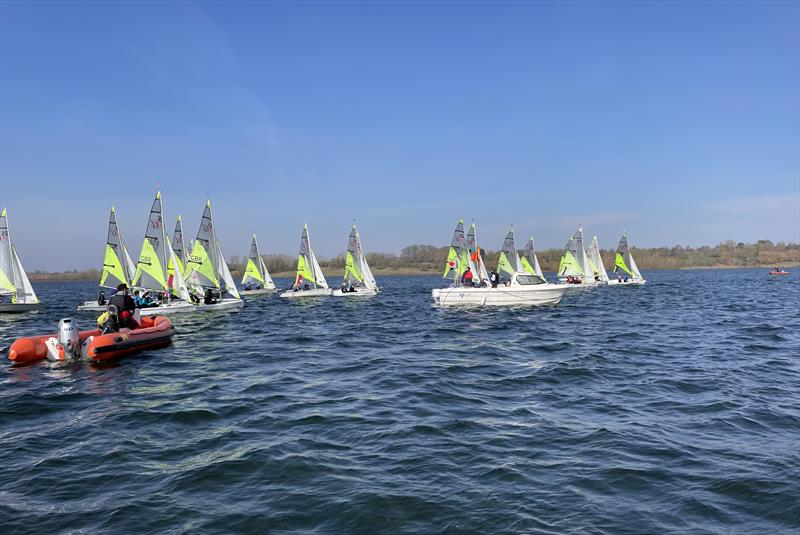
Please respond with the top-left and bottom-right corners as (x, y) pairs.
(433, 272), (567, 306)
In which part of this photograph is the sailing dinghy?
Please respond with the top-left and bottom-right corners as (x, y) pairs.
(281, 224), (331, 298)
(432, 225), (567, 306)
(0, 208), (42, 313)
(167, 215), (187, 297)
(332, 224), (378, 297)
(521, 237), (546, 283)
(241, 233), (276, 295)
(608, 231), (646, 285)
(587, 236), (610, 285)
(77, 206), (139, 311)
(183, 200), (244, 310)
(557, 226), (597, 287)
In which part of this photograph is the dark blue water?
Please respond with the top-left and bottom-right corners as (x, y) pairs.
(1, 270), (798, 534)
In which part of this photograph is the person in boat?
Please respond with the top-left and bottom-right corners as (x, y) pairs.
(303, 284), (310, 291)
(294, 275), (303, 291)
(566, 275), (574, 284)
(97, 290), (106, 306)
(104, 283), (138, 332)
(489, 269), (499, 288)
(461, 268), (474, 287)
(204, 288), (217, 305)
(617, 274), (623, 282)
(349, 283), (356, 292)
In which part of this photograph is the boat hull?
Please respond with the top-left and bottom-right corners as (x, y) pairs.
(432, 284), (567, 307)
(77, 300), (197, 314)
(0, 303), (43, 313)
(607, 279), (646, 286)
(331, 288), (378, 297)
(8, 315), (174, 364)
(768, 271), (790, 276)
(197, 298), (245, 311)
(280, 288), (332, 299)
(240, 288), (277, 296)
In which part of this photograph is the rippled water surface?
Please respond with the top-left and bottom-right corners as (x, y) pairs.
(1, 270), (799, 534)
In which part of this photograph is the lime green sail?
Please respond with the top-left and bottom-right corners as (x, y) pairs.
(558, 251), (581, 276)
(100, 244), (127, 288)
(344, 250), (363, 282)
(296, 252), (316, 283)
(187, 238), (220, 287)
(167, 215), (186, 294)
(241, 233), (265, 284)
(614, 252), (634, 276)
(443, 219), (469, 278)
(132, 193), (170, 291)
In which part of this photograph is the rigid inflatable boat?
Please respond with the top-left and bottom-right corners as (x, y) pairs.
(8, 315), (174, 364)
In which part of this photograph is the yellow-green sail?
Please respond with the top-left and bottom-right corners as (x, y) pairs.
(133, 238), (168, 290)
(558, 251), (581, 276)
(520, 256), (535, 275)
(243, 258), (264, 283)
(296, 254), (315, 283)
(100, 244), (127, 288)
(186, 239), (219, 287)
(344, 250), (364, 282)
(614, 252), (634, 276)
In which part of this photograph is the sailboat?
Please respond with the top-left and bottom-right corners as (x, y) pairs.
(609, 231), (646, 285)
(240, 233), (276, 295)
(280, 224), (331, 298)
(432, 224), (567, 306)
(332, 224), (378, 297)
(465, 221), (490, 285)
(521, 237), (546, 282)
(587, 236), (610, 285)
(557, 226), (597, 286)
(77, 206), (138, 311)
(443, 218), (470, 283)
(167, 215), (187, 297)
(183, 200), (245, 309)
(130, 192), (195, 313)
(0, 208), (42, 313)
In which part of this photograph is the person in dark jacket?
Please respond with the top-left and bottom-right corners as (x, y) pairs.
(97, 290), (106, 306)
(107, 283), (138, 330)
(489, 269), (499, 288)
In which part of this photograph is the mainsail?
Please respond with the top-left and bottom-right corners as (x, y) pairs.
(587, 236), (610, 283)
(613, 232), (644, 280)
(184, 200), (240, 298)
(0, 208), (39, 304)
(99, 206), (134, 289)
(443, 218), (469, 279)
(343, 224), (378, 291)
(242, 233), (276, 290)
(132, 192), (170, 292)
(497, 226), (524, 278)
(521, 237), (545, 279)
(558, 226), (595, 283)
(167, 215), (186, 287)
(466, 222), (490, 283)
(294, 224), (328, 289)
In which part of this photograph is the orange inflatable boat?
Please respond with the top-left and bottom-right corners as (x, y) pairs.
(8, 315), (174, 364)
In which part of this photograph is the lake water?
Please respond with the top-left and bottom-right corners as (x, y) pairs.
(1, 270), (798, 533)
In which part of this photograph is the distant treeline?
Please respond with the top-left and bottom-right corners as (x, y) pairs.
(228, 239), (800, 276)
(28, 240), (800, 280)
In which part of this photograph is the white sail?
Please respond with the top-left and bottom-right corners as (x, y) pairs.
(343, 225), (377, 291)
(359, 235), (377, 291)
(309, 247), (328, 289)
(630, 254), (643, 280)
(259, 257), (276, 290)
(216, 239), (240, 299)
(123, 245), (136, 283)
(0, 208), (39, 304)
(166, 235), (191, 302)
(587, 236), (610, 283)
(466, 222), (490, 283)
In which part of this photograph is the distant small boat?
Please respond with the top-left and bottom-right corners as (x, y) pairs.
(332, 224), (378, 297)
(281, 224), (331, 298)
(769, 269), (790, 276)
(0, 208), (43, 313)
(240, 233), (276, 295)
(608, 231), (646, 286)
(557, 226), (598, 287)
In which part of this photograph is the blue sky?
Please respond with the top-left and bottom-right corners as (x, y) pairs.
(1, 0), (798, 270)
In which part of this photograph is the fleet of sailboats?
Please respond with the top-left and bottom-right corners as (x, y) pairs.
(3, 193), (649, 314)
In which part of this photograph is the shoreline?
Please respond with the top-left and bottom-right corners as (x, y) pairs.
(28, 263), (799, 283)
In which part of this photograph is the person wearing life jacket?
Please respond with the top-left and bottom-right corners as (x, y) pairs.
(489, 269), (499, 288)
(101, 283), (138, 332)
(97, 290), (106, 306)
(461, 268), (474, 287)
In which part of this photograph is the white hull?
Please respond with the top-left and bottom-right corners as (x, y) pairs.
(607, 279), (646, 286)
(432, 283), (567, 307)
(0, 303), (43, 313)
(331, 288), (378, 297)
(280, 288), (332, 299)
(77, 298), (243, 313)
(240, 288), (276, 296)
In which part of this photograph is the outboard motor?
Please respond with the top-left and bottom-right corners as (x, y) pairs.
(58, 319), (81, 358)
(45, 318), (82, 361)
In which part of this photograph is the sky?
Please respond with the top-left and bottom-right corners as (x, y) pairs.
(1, 0), (798, 271)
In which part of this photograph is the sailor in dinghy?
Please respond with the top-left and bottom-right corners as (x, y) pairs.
(240, 233), (276, 296)
(281, 224), (332, 298)
(0, 208), (43, 313)
(332, 224), (378, 297)
(608, 231), (646, 285)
